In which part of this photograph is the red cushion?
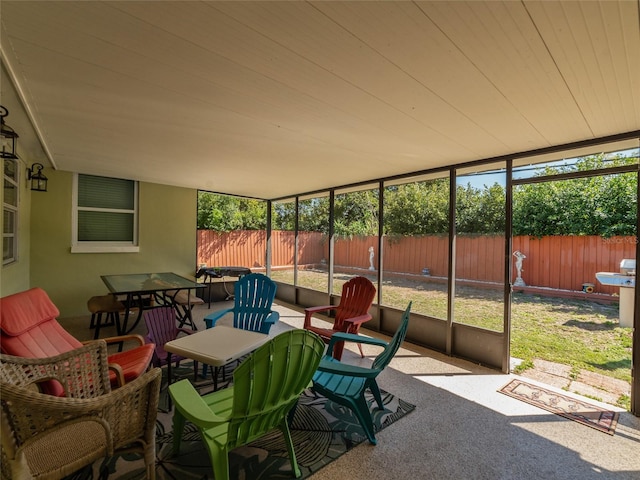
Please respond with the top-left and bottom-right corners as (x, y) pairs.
(1, 288), (82, 357)
(1, 319), (82, 357)
(1, 288), (84, 396)
(0, 288), (61, 336)
(108, 344), (155, 386)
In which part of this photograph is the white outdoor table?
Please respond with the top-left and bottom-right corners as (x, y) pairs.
(164, 325), (269, 390)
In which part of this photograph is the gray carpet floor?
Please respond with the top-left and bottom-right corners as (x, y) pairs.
(63, 299), (640, 480)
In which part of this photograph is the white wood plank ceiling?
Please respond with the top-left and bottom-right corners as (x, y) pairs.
(1, 1), (638, 199)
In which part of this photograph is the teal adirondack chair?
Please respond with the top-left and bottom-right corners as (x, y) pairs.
(311, 302), (411, 445)
(202, 272), (280, 377)
(204, 273), (279, 333)
(169, 329), (325, 480)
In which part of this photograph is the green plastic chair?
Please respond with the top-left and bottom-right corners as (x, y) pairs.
(169, 329), (325, 480)
(311, 301), (411, 445)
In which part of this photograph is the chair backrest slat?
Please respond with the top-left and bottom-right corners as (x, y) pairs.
(232, 273), (277, 331)
(333, 276), (376, 330)
(144, 306), (178, 345)
(372, 301), (411, 372)
(143, 306), (189, 367)
(226, 329), (324, 448)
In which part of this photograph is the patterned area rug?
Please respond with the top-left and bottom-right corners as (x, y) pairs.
(91, 362), (415, 479)
(499, 378), (619, 435)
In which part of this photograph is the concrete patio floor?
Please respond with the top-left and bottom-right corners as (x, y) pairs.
(65, 299), (640, 479)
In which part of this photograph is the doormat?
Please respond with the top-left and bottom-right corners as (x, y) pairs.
(86, 363), (416, 479)
(499, 378), (619, 435)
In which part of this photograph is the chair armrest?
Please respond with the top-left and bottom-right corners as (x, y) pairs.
(0, 341), (112, 398)
(177, 327), (196, 336)
(255, 311), (280, 334)
(82, 336), (148, 387)
(84, 335), (146, 349)
(204, 308), (234, 329)
(106, 368), (161, 449)
(303, 305), (336, 328)
(99, 334), (146, 346)
(315, 357), (380, 378)
(169, 379), (229, 428)
(305, 305), (335, 315)
(108, 363), (125, 388)
(341, 313), (372, 327)
(265, 311), (280, 325)
(326, 332), (387, 354)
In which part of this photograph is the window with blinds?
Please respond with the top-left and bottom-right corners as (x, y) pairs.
(72, 174), (139, 252)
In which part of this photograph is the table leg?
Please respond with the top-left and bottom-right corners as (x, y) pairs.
(222, 277), (233, 300)
(123, 293), (145, 335)
(184, 288), (197, 330)
(168, 288), (197, 330)
(207, 280), (213, 309)
(166, 352), (173, 411)
(118, 293), (133, 335)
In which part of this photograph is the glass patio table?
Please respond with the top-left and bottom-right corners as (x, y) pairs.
(101, 272), (204, 334)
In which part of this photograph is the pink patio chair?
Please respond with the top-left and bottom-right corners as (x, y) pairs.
(143, 306), (198, 384)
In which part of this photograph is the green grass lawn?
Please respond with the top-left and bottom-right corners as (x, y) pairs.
(270, 270), (632, 387)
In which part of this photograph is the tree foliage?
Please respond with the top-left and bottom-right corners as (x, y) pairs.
(299, 197), (330, 233)
(198, 154), (637, 237)
(512, 155), (637, 237)
(384, 180), (449, 235)
(456, 182), (505, 234)
(334, 191), (379, 236)
(197, 192), (266, 231)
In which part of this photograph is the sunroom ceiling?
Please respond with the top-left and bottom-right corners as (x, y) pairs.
(1, 1), (639, 199)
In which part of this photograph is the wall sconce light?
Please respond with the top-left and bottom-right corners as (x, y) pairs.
(27, 163), (48, 192)
(0, 105), (19, 160)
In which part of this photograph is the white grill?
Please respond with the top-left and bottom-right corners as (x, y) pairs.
(620, 258), (636, 276)
(595, 258), (636, 328)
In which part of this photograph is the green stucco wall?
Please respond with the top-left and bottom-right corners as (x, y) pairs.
(29, 170), (198, 317)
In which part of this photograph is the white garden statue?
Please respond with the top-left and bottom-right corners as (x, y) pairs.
(513, 250), (526, 286)
(368, 246), (375, 271)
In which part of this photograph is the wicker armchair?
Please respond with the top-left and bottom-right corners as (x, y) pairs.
(0, 341), (161, 480)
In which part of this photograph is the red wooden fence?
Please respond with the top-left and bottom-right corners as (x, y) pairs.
(198, 231), (636, 294)
(198, 230), (325, 270)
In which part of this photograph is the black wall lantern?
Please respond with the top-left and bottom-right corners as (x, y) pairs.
(0, 105), (19, 160)
(27, 163), (48, 192)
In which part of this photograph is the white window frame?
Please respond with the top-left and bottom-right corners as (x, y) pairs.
(71, 173), (140, 253)
(2, 159), (19, 264)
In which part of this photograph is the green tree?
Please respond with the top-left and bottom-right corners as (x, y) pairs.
(456, 182), (505, 234)
(384, 180), (449, 235)
(272, 201), (297, 231)
(200, 152), (637, 237)
(271, 197), (331, 233)
(334, 190), (379, 236)
(197, 192), (266, 231)
(512, 154), (637, 236)
(299, 197), (330, 233)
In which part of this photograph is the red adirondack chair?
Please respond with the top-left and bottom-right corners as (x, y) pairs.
(303, 276), (376, 360)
